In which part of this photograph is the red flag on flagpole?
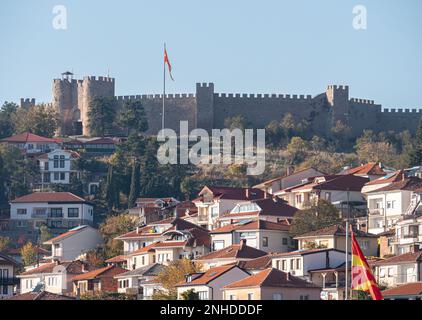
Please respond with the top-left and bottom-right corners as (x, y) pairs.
(351, 231), (383, 300)
(164, 47), (174, 81)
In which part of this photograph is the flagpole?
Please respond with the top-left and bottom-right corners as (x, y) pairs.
(162, 43), (166, 134)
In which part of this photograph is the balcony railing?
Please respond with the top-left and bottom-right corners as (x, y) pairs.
(323, 281), (346, 289)
(369, 209), (383, 216)
(0, 277), (20, 286)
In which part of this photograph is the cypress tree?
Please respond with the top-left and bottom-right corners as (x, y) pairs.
(128, 160), (140, 208)
(105, 165), (119, 211)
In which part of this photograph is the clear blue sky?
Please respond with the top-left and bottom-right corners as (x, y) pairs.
(0, 0), (421, 109)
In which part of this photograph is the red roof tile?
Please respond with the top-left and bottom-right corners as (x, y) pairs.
(105, 255), (128, 263)
(195, 186), (264, 202)
(10, 192), (87, 204)
(176, 264), (240, 287)
(343, 163), (386, 176)
(291, 175), (369, 192)
(196, 242), (267, 261)
(294, 224), (378, 238)
(365, 170), (405, 186)
(368, 177), (422, 193)
(224, 268), (319, 289)
(72, 265), (127, 281)
(44, 225), (90, 243)
(374, 251), (422, 266)
(382, 282), (422, 297)
(7, 291), (75, 300)
(0, 132), (62, 144)
(19, 260), (93, 276)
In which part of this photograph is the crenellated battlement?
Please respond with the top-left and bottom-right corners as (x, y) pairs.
(197, 82), (214, 88)
(115, 93), (195, 102)
(382, 108), (422, 114)
(327, 85), (349, 91)
(350, 98), (375, 105)
(82, 76), (115, 83)
(215, 93), (313, 100)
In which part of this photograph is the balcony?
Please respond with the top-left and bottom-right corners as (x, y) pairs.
(323, 281), (346, 289)
(369, 209), (383, 216)
(0, 277), (20, 286)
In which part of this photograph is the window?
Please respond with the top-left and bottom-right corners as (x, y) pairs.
(273, 293), (283, 300)
(44, 162), (49, 170)
(17, 209), (27, 215)
(59, 155), (65, 168)
(388, 268), (394, 277)
(53, 155), (59, 168)
(295, 194), (303, 204)
(290, 259), (294, 270)
(300, 295), (309, 300)
(68, 208), (79, 218)
(50, 220), (62, 228)
(263, 237), (268, 247)
(325, 192), (332, 202)
(379, 268), (386, 278)
(50, 208), (63, 218)
(282, 238), (288, 245)
(54, 172), (60, 180)
(296, 258), (301, 270)
(247, 293), (254, 300)
(229, 294), (236, 300)
(44, 172), (51, 182)
(281, 260), (286, 271)
(60, 172), (65, 180)
(213, 240), (225, 251)
(142, 256), (145, 265)
(197, 291), (209, 300)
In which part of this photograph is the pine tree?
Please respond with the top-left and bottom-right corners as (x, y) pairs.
(128, 160), (140, 208)
(409, 117), (422, 166)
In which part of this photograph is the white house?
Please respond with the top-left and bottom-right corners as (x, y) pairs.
(192, 186), (264, 230)
(210, 219), (293, 253)
(43, 225), (103, 262)
(392, 215), (422, 255)
(9, 192), (94, 230)
(176, 264), (250, 300)
(365, 177), (422, 234)
(0, 253), (19, 299)
(35, 149), (81, 190)
(0, 132), (61, 154)
(271, 248), (350, 279)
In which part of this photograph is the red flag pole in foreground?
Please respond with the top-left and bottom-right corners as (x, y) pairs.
(351, 230), (384, 300)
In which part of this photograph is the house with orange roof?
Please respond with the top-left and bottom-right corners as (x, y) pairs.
(72, 265), (128, 295)
(210, 219), (293, 253)
(373, 250), (422, 288)
(9, 192), (94, 230)
(0, 132), (62, 154)
(222, 268), (321, 300)
(17, 260), (94, 294)
(253, 167), (325, 195)
(43, 225), (103, 262)
(194, 239), (267, 270)
(365, 176), (422, 234)
(274, 174), (369, 213)
(382, 282), (422, 300)
(176, 264), (250, 300)
(218, 197), (298, 227)
(339, 162), (387, 180)
(192, 186), (265, 230)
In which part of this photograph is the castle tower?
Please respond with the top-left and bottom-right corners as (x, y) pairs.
(20, 98), (36, 109)
(52, 72), (79, 136)
(326, 85), (350, 126)
(78, 76), (115, 136)
(195, 83), (215, 133)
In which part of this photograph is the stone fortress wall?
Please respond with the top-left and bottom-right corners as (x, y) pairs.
(20, 75), (421, 137)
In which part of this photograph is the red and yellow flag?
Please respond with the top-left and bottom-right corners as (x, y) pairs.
(164, 47), (174, 81)
(351, 231), (383, 300)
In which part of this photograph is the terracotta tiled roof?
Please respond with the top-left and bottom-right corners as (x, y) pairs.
(176, 264), (240, 287)
(365, 170), (405, 186)
(0, 132), (62, 144)
(211, 220), (290, 234)
(272, 248), (345, 258)
(72, 265), (127, 281)
(294, 224), (378, 238)
(128, 242), (160, 256)
(224, 268), (319, 289)
(10, 192), (87, 203)
(291, 175), (369, 192)
(253, 167), (324, 188)
(152, 241), (187, 249)
(0, 253), (19, 266)
(19, 260), (93, 276)
(374, 251), (422, 266)
(115, 263), (165, 278)
(105, 255), (128, 263)
(382, 282), (422, 297)
(342, 163), (386, 176)
(367, 176), (422, 193)
(7, 291), (75, 300)
(196, 242), (267, 261)
(44, 225), (90, 244)
(236, 254), (275, 271)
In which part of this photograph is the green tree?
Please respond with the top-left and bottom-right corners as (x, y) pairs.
(105, 164), (120, 211)
(87, 97), (117, 137)
(99, 214), (139, 259)
(39, 225), (53, 249)
(0, 155), (7, 205)
(21, 242), (38, 266)
(409, 117), (422, 166)
(0, 236), (11, 252)
(290, 200), (342, 237)
(354, 130), (397, 165)
(224, 115), (249, 131)
(128, 160), (140, 208)
(12, 104), (59, 138)
(0, 102), (18, 139)
(118, 100), (148, 134)
(153, 259), (202, 300)
(286, 136), (309, 165)
(181, 289), (200, 300)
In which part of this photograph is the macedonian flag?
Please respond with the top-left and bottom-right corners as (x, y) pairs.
(164, 46), (174, 81)
(351, 231), (383, 300)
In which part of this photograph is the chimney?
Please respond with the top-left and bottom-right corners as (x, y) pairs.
(245, 188), (250, 199)
(264, 191), (268, 199)
(286, 272), (290, 281)
(136, 227), (139, 234)
(240, 239), (247, 249)
(81, 263), (86, 273)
